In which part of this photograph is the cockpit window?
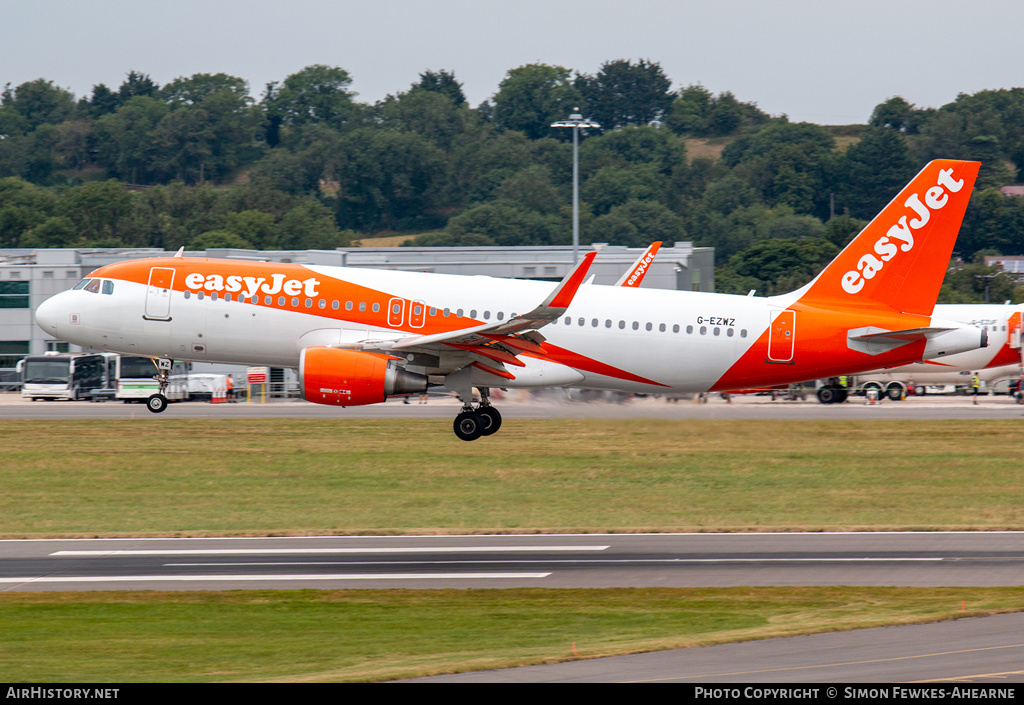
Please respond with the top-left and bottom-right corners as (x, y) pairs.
(73, 279), (90, 290)
(83, 279), (101, 294)
(101, 280), (114, 295)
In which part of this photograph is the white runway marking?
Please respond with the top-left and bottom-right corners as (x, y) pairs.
(50, 545), (609, 557)
(164, 557), (950, 567)
(0, 573), (552, 584)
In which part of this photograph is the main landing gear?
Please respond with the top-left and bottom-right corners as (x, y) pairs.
(452, 388), (503, 441)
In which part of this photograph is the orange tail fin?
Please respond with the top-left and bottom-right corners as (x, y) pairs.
(798, 159), (980, 315)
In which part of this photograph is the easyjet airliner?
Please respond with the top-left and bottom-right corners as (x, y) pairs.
(36, 159), (986, 440)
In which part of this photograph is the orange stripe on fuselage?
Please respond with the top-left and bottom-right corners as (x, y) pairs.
(90, 257), (481, 338)
(535, 342), (668, 387)
(985, 342), (1023, 369)
(710, 303), (931, 392)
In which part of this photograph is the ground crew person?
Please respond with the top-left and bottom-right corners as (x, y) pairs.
(972, 373), (980, 405)
(226, 374), (234, 402)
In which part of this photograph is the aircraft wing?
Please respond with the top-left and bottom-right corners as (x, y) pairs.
(342, 253), (596, 377)
(385, 252), (594, 349)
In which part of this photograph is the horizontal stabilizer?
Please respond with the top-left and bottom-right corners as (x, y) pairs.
(848, 323), (987, 358)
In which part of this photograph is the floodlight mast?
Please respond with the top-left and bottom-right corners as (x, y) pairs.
(551, 109), (600, 264)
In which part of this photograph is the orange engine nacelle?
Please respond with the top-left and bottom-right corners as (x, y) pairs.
(299, 347), (427, 407)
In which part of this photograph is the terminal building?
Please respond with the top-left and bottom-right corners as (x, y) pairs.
(0, 242), (714, 386)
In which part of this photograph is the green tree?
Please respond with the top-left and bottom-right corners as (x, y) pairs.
(161, 73), (250, 106)
(20, 215), (77, 248)
(938, 262), (1023, 304)
(118, 71), (159, 102)
(492, 64), (582, 140)
(667, 85), (770, 137)
(221, 210), (277, 249)
(582, 164), (662, 215)
(411, 69), (466, 107)
(81, 83), (120, 118)
(589, 199), (685, 247)
(723, 121), (837, 218)
(579, 124), (686, 177)
(957, 188), (1024, 260)
(276, 198), (353, 249)
(716, 237), (838, 295)
(57, 180), (137, 246)
(189, 229), (255, 250)
(835, 126), (916, 220)
(93, 95), (169, 183)
(438, 201), (559, 246)
(666, 84), (713, 135)
(822, 213), (867, 248)
(574, 59), (674, 130)
(376, 89), (479, 152)
(150, 76), (260, 183)
(0, 79), (76, 131)
(494, 165), (564, 215)
(0, 177), (56, 246)
(264, 65), (358, 130)
(447, 129), (538, 206)
(333, 128), (447, 231)
(869, 96), (920, 133)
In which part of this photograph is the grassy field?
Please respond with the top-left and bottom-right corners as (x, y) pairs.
(3, 418), (1023, 682)
(2, 418), (1023, 536)
(3, 587), (1023, 682)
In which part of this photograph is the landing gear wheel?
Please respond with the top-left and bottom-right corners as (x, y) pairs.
(146, 394), (168, 414)
(817, 387), (836, 404)
(836, 389), (848, 403)
(453, 410), (483, 441)
(886, 385), (903, 401)
(478, 406), (502, 436)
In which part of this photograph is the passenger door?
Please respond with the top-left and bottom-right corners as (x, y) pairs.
(144, 267), (175, 321)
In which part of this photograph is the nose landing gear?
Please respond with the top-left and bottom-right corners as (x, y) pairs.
(146, 358), (173, 414)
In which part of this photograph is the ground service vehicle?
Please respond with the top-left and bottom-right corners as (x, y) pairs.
(817, 302), (1023, 402)
(19, 353), (106, 401)
(36, 160), (988, 439)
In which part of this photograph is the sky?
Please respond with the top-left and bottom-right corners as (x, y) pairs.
(2, 0), (1022, 125)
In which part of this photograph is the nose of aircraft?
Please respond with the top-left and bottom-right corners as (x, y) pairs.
(35, 294), (61, 336)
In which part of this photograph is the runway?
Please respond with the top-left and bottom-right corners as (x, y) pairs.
(3, 388), (1024, 421)
(2, 532), (1022, 591)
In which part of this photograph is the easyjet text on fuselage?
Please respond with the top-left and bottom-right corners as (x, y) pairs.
(184, 272), (321, 298)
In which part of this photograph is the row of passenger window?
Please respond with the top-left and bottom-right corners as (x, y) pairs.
(182, 289), (509, 320)
(181, 289), (750, 338)
(554, 315), (748, 338)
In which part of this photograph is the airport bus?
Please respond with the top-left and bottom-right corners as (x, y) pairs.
(108, 354), (189, 402)
(20, 353), (107, 401)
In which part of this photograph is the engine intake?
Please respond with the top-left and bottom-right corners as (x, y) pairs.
(300, 347), (427, 407)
